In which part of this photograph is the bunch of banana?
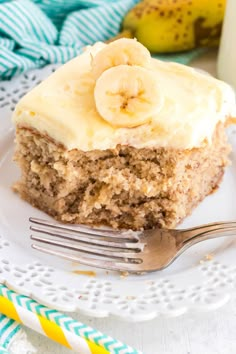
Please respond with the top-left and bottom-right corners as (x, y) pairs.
(122, 0), (226, 53)
(92, 38), (163, 128)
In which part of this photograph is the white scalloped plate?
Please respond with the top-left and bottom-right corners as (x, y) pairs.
(0, 65), (236, 322)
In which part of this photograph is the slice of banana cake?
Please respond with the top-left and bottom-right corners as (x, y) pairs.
(12, 39), (236, 230)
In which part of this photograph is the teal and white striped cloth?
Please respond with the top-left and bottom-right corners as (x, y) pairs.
(0, 0), (203, 80)
(0, 314), (20, 354)
(0, 0), (139, 79)
(0, 314), (35, 354)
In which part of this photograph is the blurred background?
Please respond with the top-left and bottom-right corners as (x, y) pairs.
(0, 0), (234, 86)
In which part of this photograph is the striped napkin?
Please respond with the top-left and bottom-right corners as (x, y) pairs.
(0, 0), (204, 80)
(0, 314), (36, 354)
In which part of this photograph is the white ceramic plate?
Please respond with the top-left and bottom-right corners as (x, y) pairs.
(0, 66), (236, 322)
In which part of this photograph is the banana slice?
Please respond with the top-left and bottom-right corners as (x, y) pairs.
(91, 38), (151, 80)
(94, 65), (163, 128)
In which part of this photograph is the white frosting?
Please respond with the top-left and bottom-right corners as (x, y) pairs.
(13, 42), (236, 151)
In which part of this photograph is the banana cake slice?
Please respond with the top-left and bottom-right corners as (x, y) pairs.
(12, 39), (236, 230)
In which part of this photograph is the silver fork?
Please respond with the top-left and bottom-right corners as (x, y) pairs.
(30, 217), (236, 273)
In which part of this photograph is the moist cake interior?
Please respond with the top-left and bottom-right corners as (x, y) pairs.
(13, 122), (230, 230)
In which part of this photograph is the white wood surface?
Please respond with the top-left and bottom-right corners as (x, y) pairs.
(24, 51), (236, 354)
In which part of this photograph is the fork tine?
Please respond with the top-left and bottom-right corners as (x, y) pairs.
(30, 225), (141, 250)
(30, 234), (140, 260)
(32, 244), (140, 273)
(29, 217), (139, 241)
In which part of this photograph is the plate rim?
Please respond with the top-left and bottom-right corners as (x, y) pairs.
(0, 65), (236, 322)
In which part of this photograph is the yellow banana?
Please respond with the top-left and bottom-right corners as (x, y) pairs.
(122, 0), (226, 53)
(105, 29), (133, 43)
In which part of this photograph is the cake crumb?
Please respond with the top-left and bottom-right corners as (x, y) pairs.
(199, 253), (214, 264)
(205, 253), (214, 261)
(126, 295), (136, 300)
(73, 270), (96, 277)
(120, 271), (129, 279)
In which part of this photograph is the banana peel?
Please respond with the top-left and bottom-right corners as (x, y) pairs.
(122, 0), (226, 53)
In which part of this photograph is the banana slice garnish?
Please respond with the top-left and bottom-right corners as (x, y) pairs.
(94, 65), (163, 128)
(91, 38), (151, 80)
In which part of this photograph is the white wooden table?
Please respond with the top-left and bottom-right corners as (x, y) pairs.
(24, 51), (236, 354)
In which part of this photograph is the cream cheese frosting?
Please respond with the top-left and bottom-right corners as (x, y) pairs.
(13, 41), (236, 151)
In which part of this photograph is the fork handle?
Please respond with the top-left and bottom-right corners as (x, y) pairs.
(179, 224), (236, 247)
